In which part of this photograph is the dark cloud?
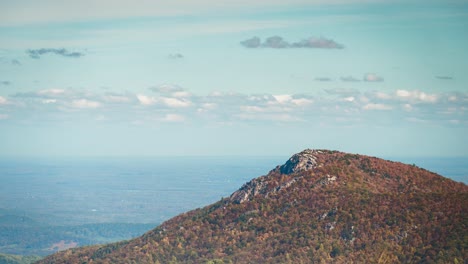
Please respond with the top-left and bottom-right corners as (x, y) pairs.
(1, 81), (11, 86)
(435, 76), (453, 80)
(168, 53), (184, 59)
(11, 59), (21, 65)
(0, 57), (21, 66)
(291, 37), (344, 49)
(315, 77), (332, 82)
(263, 36), (289, 48)
(240, 36), (344, 49)
(240, 36), (261, 48)
(26, 48), (85, 59)
(340, 76), (360, 82)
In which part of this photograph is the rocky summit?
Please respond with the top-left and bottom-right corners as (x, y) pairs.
(38, 149), (468, 264)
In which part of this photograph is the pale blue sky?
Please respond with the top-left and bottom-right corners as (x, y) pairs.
(0, 0), (467, 157)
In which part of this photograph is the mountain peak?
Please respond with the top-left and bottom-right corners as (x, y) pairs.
(276, 148), (324, 174)
(38, 150), (468, 264)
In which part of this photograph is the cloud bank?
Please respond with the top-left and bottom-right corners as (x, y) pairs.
(2, 85), (466, 126)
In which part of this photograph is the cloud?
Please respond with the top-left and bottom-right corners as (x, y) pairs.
(70, 99), (101, 109)
(0, 114), (8, 120)
(315, 77), (332, 82)
(291, 37), (344, 49)
(168, 53), (184, 59)
(362, 103), (392, 110)
(102, 93), (133, 103)
(324, 88), (359, 96)
(11, 59), (21, 66)
(1, 81), (11, 86)
(340, 76), (360, 82)
(363, 73), (384, 82)
(240, 36), (261, 48)
(263, 36), (289, 48)
(2, 87), (467, 126)
(240, 36), (344, 49)
(137, 94), (157, 106)
(0, 57), (21, 66)
(26, 48), (85, 59)
(161, 97), (191, 108)
(0, 96), (8, 105)
(395, 89), (438, 103)
(149, 84), (184, 94)
(161, 113), (185, 122)
(435, 76), (453, 80)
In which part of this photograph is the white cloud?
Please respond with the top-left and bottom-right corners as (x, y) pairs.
(137, 94), (157, 106)
(363, 73), (384, 82)
(161, 97), (191, 108)
(42, 99), (57, 104)
(38, 88), (66, 97)
(172, 91), (191, 98)
(273, 94), (292, 104)
(0, 114), (8, 120)
(402, 103), (412, 111)
(103, 94), (131, 103)
(70, 99), (101, 109)
(395, 90), (438, 103)
(162, 113), (185, 122)
(343, 96), (355, 102)
(240, 105), (265, 113)
(0, 96), (7, 105)
(291, 98), (313, 106)
(363, 103), (392, 110)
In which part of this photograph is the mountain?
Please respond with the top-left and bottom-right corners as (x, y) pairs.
(38, 149), (468, 263)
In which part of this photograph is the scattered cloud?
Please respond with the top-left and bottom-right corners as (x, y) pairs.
(240, 36), (344, 49)
(162, 113), (185, 122)
(102, 93), (133, 103)
(70, 99), (101, 109)
(395, 89), (438, 103)
(137, 94), (157, 106)
(1, 81), (11, 86)
(363, 73), (384, 82)
(315, 77), (332, 82)
(26, 48), (85, 59)
(0, 114), (8, 120)
(362, 103), (392, 110)
(168, 53), (184, 59)
(0, 57), (21, 66)
(1, 87), (467, 126)
(0, 96), (8, 105)
(11, 59), (21, 66)
(161, 97), (191, 108)
(149, 84), (184, 94)
(324, 88), (359, 96)
(340, 76), (360, 82)
(435, 76), (453, 80)
(240, 36), (261, 48)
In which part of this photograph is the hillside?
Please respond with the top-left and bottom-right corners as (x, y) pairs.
(38, 149), (468, 263)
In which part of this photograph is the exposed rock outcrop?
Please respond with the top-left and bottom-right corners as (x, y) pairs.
(230, 149), (323, 204)
(275, 149), (321, 174)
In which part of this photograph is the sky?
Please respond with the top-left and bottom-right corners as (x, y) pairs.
(0, 0), (467, 157)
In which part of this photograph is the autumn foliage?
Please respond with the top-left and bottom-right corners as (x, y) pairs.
(38, 150), (468, 263)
